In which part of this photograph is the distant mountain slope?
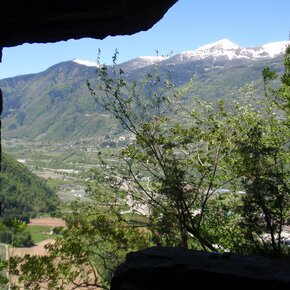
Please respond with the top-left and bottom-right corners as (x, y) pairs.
(0, 153), (59, 218)
(1, 39), (289, 142)
(1, 61), (118, 141)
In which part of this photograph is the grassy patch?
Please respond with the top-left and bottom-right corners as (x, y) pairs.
(27, 225), (54, 244)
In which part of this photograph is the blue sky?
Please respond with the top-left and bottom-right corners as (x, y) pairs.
(1, 0), (289, 79)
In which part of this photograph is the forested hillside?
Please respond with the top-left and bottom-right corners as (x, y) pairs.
(0, 153), (59, 220)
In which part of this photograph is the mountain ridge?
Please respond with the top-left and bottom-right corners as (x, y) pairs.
(69, 39), (290, 72)
(175, 39), (290, 61)
(1, 39), (288, 142)
(1, 39), (289, 81)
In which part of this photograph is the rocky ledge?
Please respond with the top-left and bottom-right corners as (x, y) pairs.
(111, 247), (290, 290)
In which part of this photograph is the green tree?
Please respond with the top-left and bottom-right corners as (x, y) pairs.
(5, 47), (290, 289)
(262, 45), (290, 125)
(234, 45), (290, 256)
(0, 219), (34, 247)
(87, 56), (249, 251)
(87, 50), (289, 255)
(9, 201), (151, 289)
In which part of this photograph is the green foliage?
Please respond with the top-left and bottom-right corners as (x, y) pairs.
(0, 258), (9, 288)
(0, 153), (59, 219)
(87, 50), (290, 255)
(234, 46), (290, 255)
(235, 122), (289, 254)
(4, 48), (290, 288)
(88, 58), (244, 251)
(12, 229), (34, 248)
(0, 153), (58, 255)
(0, 219), (34, 247)
(263, 45), (290, 125)
(9, 201), (152, 289)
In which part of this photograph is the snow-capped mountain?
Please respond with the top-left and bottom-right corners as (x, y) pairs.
(72, 39), (289, 70)
(117, 56), (168, 72)
(165, 39), (290, 64)
(121, 56), (167, 67)
(2, 38), (288, 142)
(73, 55), (168, 72)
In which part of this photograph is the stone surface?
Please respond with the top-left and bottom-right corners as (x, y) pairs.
(111, 247), (290, 290)
(0, 0), (177, 47)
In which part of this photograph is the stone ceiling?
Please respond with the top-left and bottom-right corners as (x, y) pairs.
(0, 0), (178, 48)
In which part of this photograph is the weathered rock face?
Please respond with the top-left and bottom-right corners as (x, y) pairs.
(111, 247), (290, 290)
(0, 0), (177, 47)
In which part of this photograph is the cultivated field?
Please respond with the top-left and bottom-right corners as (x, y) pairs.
(10, 218), (66, 257)
(29, 217), (66, 227)
(10, 239), (55, 257)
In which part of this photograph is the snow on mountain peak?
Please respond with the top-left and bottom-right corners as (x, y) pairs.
(73, 59), (99, 67)
(119, 55), (169, 71)
(72, 39), (290, 70)
(176, 39), (242, 62)
(169, 39), (289, 63)
(138, 55), (168, 62)
(261, 41), (290, 57)
(196, 38), (240, 52)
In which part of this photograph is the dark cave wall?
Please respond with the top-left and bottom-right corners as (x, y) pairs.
(111, 247), (290, 290)
(0, 0), (178, 47)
